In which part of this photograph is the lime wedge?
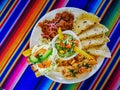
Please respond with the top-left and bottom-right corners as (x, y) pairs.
(22, 49), (32, 57)
(74, 46), (94, 59)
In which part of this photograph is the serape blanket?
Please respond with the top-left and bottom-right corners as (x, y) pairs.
(0, 0), (120, 90)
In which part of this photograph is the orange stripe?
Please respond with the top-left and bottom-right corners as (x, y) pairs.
(0, 41), (29, 86)
(1, 0), (48, 85)
(94, 42), (120, 89)
(1, 0), (49, 75)
(101, 53), (120, 89)
(0, 0), (46, 73)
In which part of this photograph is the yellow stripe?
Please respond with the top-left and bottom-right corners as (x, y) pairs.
(100, 0), (113, 19)
(1, 0), (48, 85)
(1, 40), (30, 86)
(57, 84), (63, 90)
(47, 0), (56, 11)
(1, 0), (17, 24)
(100, 48), (119, 89)
(0, 0), (47, 74)
(1, 0), (10, 16)
(95, 0), (106, 15)
(93, 45), (119, 89)
(49, 82), (56, 90)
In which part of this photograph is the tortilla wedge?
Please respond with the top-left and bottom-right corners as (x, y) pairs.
(73, 13), (100, 35)
(81, 34), (110, 49)
(86, 44), (111, 58)
(78, 24), (108, 40)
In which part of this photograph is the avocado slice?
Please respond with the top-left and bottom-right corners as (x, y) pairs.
(38, 48), (53, 62)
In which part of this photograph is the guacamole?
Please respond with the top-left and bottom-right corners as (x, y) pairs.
(55, 34), (79, 58)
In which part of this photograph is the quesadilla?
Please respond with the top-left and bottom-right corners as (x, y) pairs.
(73, 13), (100, 35)
(81, 34), (110, 49)
(86, 44), (111, 58)
(78, 24), (108, 40)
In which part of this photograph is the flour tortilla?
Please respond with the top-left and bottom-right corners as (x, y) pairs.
(73, 13), (100, 35)
(86, 44), (111, 58)
(78, 24), (108, 40)
(81, 34), (110, 49)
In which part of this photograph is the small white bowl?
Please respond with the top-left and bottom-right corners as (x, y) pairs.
(52, 30), (82, 60)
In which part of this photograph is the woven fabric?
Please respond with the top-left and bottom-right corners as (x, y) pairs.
(0, 0), (120, 90)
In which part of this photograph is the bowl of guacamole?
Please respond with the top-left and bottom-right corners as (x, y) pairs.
(52, 30), (82, 60)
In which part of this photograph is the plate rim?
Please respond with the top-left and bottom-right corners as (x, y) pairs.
(30, 7), (105, 84)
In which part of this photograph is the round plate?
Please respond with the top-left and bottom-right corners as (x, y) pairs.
(30, 7), (104, 84)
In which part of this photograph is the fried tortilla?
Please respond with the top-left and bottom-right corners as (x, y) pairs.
(78, 24), (108, 40)
(81, 34), (110, 49)
(86, 44), (111, 58)
(73, 13), (100, 35)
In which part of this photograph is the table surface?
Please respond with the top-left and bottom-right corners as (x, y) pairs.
(1, 0), (120, 90)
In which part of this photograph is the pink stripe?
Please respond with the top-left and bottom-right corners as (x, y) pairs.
(4, 57), (28, 90)
(111, 68), (120, 90)
(53, 0), (69, 9)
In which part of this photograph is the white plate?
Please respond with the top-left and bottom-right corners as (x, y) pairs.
(30, 7), (104, 84)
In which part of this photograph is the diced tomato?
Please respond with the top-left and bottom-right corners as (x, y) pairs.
(74, 40), (79, 46)
(66, 44), (71, 49)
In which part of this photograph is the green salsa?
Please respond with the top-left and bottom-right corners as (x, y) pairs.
(55, 34), (79, 58)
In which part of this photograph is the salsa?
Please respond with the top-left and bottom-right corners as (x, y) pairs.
(55, 34), (79, 58)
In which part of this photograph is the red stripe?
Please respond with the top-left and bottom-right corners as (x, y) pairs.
(0, 0), (46, 75)
(3, 56), (28, 89)
(1, 0), (9, 13)
(103, 61), (120, 89)
(57, 84), (63, 90)
(48, 82), (55, 90)
(100, 0), (113, 20)
(91, 40), (120, 89)
(95, 0), (104, 14)
(108, 18), (120, 37)
(0, 0), (19, 28)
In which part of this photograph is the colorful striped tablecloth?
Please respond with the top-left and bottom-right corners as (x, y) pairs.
(1, 0), (120, 90)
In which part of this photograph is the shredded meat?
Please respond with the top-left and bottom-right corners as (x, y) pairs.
(56, 54), (97, 79)
(38, 11), (74, 40)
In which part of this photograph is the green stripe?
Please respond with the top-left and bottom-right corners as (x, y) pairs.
(100, 46), (120, 89)
(60, 83), (79, 90)
(101, 1), (120, 36)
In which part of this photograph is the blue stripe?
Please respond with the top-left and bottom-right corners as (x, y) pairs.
(35, 77), (53, 90)
(97, 0), (110, 17)
(36, 0), (54, 23)
(96, 46), (120, 89)
(80, 19), (120, 89)
(85, 0), (102, 14)
(0, 28), (32, 82)
(66, 0), (89, 9)
(0, 0), (15, 22)
(51, 82), (60, 90)
(96, 20), (120, 89)
(1, 0), (54, 87)
(0, 0), (29, 45)
(0, 0), (8, 12)
(14, 66), (43, 90)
